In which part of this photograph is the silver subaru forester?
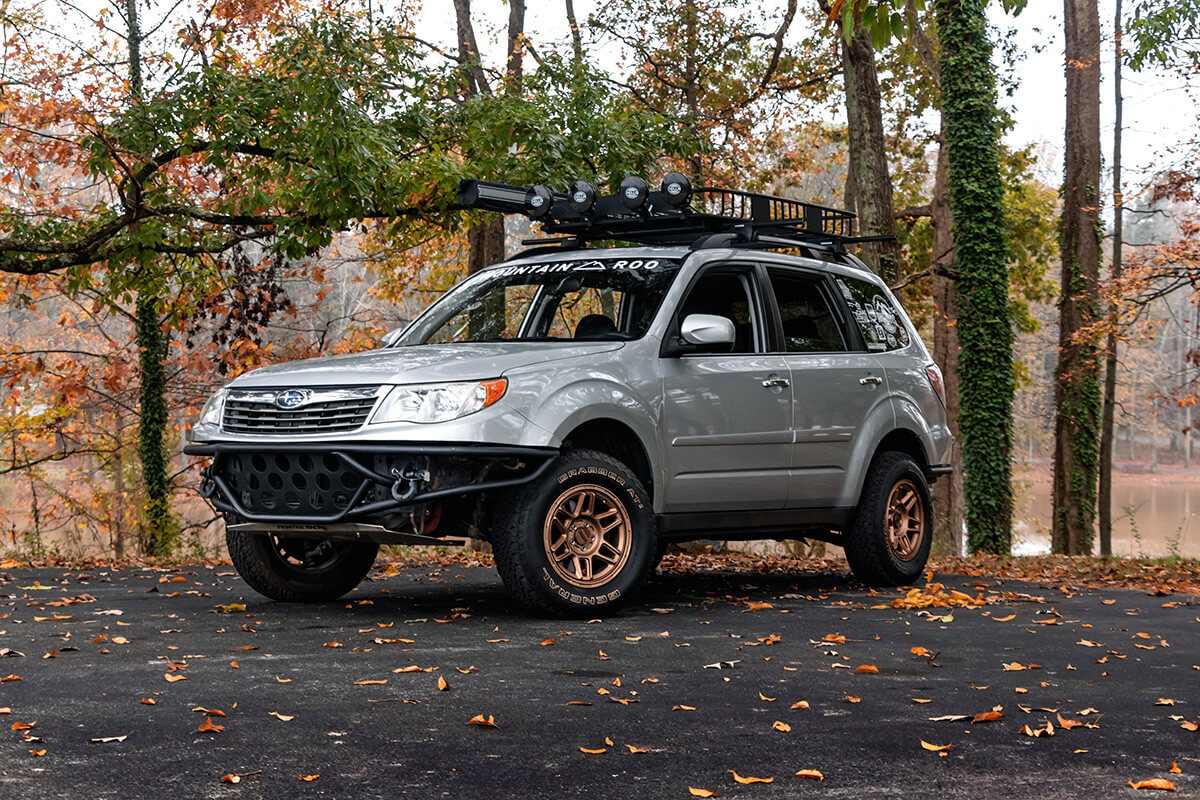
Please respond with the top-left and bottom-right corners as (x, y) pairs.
(187, 178), (953, 617)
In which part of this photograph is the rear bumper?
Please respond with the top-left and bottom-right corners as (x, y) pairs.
(184, 441), (556, 528)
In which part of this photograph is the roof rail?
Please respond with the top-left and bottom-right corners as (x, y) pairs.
(457, 177), (894, 258)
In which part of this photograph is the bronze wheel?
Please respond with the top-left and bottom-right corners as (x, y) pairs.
(885, 479), (925, 561)
(542, 483), (633, 589)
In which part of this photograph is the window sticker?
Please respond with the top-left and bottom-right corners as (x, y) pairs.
(837, 278), (911, 351)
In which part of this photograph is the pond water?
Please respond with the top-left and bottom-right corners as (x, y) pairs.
(1014, 473), (1200, 558)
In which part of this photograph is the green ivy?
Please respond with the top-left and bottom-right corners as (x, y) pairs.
(935, 0), (1014, 554)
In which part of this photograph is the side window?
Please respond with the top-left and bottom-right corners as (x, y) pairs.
(766, 269), (847, 353)
(835, 276), (912, 352)
(677, 270), (759, 354)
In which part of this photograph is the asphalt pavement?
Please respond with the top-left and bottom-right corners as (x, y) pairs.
(0, 559), (1196, 799)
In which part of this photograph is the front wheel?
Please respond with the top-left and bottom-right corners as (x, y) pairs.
(490, 450), (656, 617)
(843, 451), (932, 586)
(226, 531), (378, 602)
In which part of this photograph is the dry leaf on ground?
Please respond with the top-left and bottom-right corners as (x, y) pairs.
(730, 771), (773, 784)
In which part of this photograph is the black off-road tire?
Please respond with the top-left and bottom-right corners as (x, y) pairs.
(490, 449), (656, 618)
(843, 451), (932, 586)
(226, 531), (378, 603)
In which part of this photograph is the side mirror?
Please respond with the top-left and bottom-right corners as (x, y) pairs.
(679, 314), (736, 351)
(380, 327), (404, 348)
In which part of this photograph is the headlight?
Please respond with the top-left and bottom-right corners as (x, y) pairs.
(370, 379), (507, 425)
(196, 389), (227, 428)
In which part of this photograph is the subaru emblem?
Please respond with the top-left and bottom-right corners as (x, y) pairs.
(275, 389), (311, 409)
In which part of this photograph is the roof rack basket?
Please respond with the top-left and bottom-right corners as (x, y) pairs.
(457, 177), (893, 255)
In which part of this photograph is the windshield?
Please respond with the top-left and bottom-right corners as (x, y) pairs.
(399, 257), (682, 345)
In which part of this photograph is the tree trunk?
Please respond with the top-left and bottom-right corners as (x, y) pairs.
(842, 26), (901, 282)
(565, 0), (584, 61)
(1051, 0), (1103, 556)
(930, 132), (964, 555)
(935, 0), (1014, 553)
(506, 0), (526, 86)
(125, 0), (175, 556)
(1098, 0), (1122, 556)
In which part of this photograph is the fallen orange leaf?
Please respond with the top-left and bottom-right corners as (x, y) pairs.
(1169, 763), (1182, 774)
(795, 769), (824, 781)
(992, 614), (1016, 622)
(759, 692), (776, 702)
(855, 664), (879, 674)
(298, 774), (320, 782)
(191, 707), (226, 717)
(844, 696), (861, 704)
(972, 710), (1003, 724)
(821, 634), (846, 644)
(540, 638), (555, 646)
(437, 675), (449, 691)
(688, 788), (716, 798)
(466, 714), (497, 728)
(910, 647), (933, 657)
(12, 721), (34, 731)
(746, 602), (773, 611)
(790, 701), (809, 709)
(579, 747), (607, 754)
(196, 717), (224, 733)
(1156, 699), (1176, 706)
(1128, 779), (1176, 792)
(1056, 714), (1083, 730)
(220, 774), (240, 784)
(625, 744), (648, 754)
(920, 740), (951, 752)
(164, 673), (187, 682)
(730, 771), (773, 784)
(912, 698), (932, 704)
(772, 720), (791, 732)
(354, 679), (387, 686)
(29, 749), (46, 757)
(269, 712), (294, 721)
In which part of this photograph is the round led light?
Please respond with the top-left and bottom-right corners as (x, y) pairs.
(618, 176), (650, 210)
(567, 180), (597, 213)
(525, 185), (553, 218)
(660, 171), (692, 207)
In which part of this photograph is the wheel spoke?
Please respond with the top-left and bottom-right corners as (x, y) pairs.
(542, 483), (633, 589)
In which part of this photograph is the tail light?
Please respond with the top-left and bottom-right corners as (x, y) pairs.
(925, 364), (946, 407)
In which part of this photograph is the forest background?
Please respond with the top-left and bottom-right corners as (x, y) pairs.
(1, 0), (1197, 562)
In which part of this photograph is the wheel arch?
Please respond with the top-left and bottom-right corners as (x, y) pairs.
(560, 417), (656, 502)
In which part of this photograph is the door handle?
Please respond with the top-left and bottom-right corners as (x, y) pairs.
(762, 377), (790, 388)
(859, 375), (883, 386)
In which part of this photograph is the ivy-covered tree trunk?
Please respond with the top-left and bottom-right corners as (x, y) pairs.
(842, 25), (901, 281)
(136, 290), (175, 555)
(935, 0), (1014, 553)
(1052, 0), (1103, 556)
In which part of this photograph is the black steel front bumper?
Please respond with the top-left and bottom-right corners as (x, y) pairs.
(184, 441), (557, 527)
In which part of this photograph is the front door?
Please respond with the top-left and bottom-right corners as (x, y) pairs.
(660, 266), (793, 513)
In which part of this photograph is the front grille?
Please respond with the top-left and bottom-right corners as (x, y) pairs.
(222, 387), (380, 435)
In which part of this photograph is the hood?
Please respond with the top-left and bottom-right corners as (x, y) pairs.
(228, 342), (626, 388)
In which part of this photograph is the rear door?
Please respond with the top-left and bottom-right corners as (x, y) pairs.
(659, 264), (793, 513)
(762, 265), (889, 508)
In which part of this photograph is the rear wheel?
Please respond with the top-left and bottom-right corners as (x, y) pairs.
(226, 531), (378, 602)
(491, 450), (656, 617)
(843, 451), (931, 586)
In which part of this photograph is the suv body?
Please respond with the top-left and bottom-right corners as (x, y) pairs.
(187, 244), (952, 616)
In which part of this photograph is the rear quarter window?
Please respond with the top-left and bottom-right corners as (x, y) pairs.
(835, 276), (911, 352)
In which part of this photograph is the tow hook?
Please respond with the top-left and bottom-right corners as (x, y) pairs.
(390, 466), (430, 503)
(199, 466), (216, 499)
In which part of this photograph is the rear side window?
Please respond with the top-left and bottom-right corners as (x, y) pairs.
(836, 276), (911, 352)
(766, 269), (846, 353)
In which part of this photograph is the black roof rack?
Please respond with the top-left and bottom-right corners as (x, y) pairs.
(457, 178), (894, 257)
